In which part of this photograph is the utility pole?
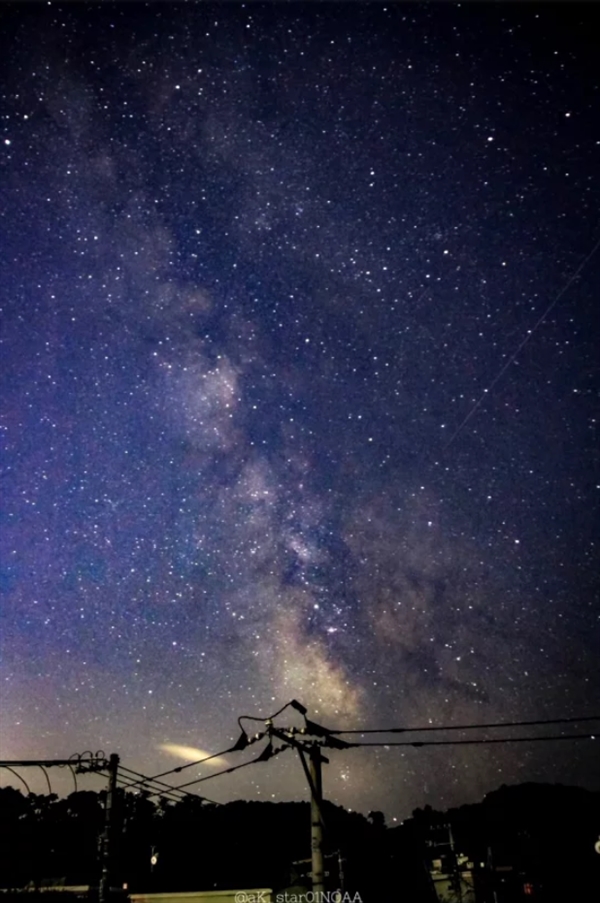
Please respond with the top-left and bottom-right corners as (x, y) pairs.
(308, 744), (325, 895)
(271, 725), (329, 896)
(99, 753), (119, 903)
(268, 706), (343, 897)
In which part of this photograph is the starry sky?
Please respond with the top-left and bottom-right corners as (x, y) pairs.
(1, 2), (599, 821)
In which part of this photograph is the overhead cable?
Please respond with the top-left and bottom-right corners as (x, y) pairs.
(329, 714), (600, 735)
(341, 732), (597, 749)
(175, 744), (288, 791)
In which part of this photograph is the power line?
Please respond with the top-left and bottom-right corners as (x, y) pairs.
(109, 765), (220, 806)
(127, 707), (302, 796)
(0, 753), (107, 796)
(329, 714), (600, 735)
(339, 732), (597, 749)
(133, 722), (261, 788)
(127, 699), (300, 795)
(58, 761), (79, 793)
(115, 772), (210, 806)
(37, 765), (52, 796)
(113, 771), (186, 805)
(121, 766), (220, 806)
(0, 765), (30, 794)
(0, 755), (107, 769)
(175, 744), (288, 792)
(125, 746), (238, 789)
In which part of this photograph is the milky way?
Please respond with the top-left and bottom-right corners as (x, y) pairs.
(1, 3), (599, 819)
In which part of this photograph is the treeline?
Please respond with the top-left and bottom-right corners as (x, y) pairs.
(0, 790), (405, 900)
(0, 782), (599, 902)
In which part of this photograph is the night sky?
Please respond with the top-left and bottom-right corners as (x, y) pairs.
(1, 2), (599, 821)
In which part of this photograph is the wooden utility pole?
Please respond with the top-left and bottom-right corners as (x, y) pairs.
(308, 744), (325, 894)
(99, 753), (119, 903)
